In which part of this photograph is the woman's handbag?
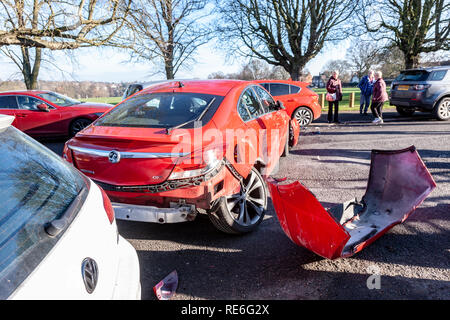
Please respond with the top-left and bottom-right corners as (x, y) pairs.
(326, 92), (336, 102)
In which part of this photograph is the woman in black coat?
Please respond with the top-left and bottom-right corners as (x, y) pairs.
(326, 71), (343, 124)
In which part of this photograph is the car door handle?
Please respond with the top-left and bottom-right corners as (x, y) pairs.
(286, 99), (294, 102)
(16, 114), (27, 117)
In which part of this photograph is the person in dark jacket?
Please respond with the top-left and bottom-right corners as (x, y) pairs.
(358, 70), (375, 115)
(326, 70), (343, 123)
(371, 71), (389, 124)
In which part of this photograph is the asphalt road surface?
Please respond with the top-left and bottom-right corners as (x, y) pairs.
(42, 111), (450, 300)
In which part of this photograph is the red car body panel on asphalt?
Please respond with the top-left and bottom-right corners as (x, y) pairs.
(64, 80), (299, 217)
(267, 146), (436, 259)
(254, 80), (321, 126)
(0, 91), (112, 137)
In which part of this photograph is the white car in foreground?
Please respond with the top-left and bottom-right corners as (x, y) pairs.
(0, 115), (141, 299)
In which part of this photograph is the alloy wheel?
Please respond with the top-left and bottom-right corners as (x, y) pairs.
(70, 119), (92, 136)
(225, 169), (266, 227)
(438, 99), (450, 119)
(294, 107), (312, 127)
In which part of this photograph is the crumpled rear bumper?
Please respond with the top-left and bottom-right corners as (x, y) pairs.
(267, 146), (436, 259)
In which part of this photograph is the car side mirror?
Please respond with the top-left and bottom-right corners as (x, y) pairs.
(276, 100), (285, 110)
(37, 103), (50, 112)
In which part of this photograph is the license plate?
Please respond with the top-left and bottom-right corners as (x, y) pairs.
(397, 85), (409, 91)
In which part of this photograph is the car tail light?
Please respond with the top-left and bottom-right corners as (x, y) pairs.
(62, 143), (73, 163)
(168, 148), (222, 180)
(413, 84), (431, 90)
(100, 187), (115, 224)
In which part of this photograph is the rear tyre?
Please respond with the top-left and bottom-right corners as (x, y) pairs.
(293, 107), (313, 127)
(208, 167), (267, 234)
(281, 129), (289, 157)
(288, 122), (297, 149)
(433, 97), (450, 121)
(396, 106), (415, 116)
(70, 118), (92, 137)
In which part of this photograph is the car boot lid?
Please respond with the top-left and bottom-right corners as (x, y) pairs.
(267, 146), (436, 259)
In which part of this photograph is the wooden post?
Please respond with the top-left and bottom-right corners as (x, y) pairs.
(319, 93), (325, 108)
(349, 92), (355, 108)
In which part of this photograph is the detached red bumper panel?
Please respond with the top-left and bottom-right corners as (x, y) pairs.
(267, 146), (436, 259)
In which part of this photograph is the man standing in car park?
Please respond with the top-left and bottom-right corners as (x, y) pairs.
(358, 70), (375, 115)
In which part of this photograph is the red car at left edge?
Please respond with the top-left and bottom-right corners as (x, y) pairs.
(0, 90), (113, 137)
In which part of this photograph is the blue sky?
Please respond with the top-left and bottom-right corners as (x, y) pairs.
(0, 30), (351, 83)
(0, 39), (350, 83)
(0, 0), (352, 83)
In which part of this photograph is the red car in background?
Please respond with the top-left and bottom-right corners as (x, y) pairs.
(255, 80), (321, 127)
(0, 90), (112, 137)
(63, 80), (300, 234)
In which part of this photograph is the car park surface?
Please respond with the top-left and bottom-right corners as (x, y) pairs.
(0, 90), (112, 137)
(43, 110), (450, 300)
(0, 115), (141, 299)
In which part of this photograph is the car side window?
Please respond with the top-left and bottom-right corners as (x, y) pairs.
(253, 85), (276, 113)
(261, 83), (270, 91)
(290, 85), (301, 94)
(429, 70), (447, 81)
(238, 88), (264, 121)
(17, 96), (45, 110)
(0, 96), (18, 109)
(269, 83), (290, 96)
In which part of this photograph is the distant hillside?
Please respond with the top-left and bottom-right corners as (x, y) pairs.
(0, 80), (131, 99)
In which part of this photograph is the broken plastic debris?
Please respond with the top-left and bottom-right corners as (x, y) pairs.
(153, 270), (178, 300)
(267, 146), (436, 259)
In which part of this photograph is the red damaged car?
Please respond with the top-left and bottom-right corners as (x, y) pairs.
(255, 80), (321, 127)
(0, 91), (112, 137)
(63, 80), (300, 234)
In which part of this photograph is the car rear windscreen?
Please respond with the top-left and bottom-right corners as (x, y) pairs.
(0, 126), (87, 299)
(395, 70), (430, 81)
(96, 92), (223, 128)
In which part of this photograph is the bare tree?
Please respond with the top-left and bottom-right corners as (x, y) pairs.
(321, 59), (353, 82)
(359, 0), (450, 69)
(215, 0), (357, 81)
(371, 45), (404, 79)
(0, 0), (131, 89)
(346, 41), (381, 78)
(127, 0), (211, 79)
(208, 59), (291, 80)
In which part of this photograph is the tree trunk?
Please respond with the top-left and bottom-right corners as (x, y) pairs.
(164, 54), (174, 79)
(21, 47), (41, 89)
(404, 54), (419, 70)
(289, 66), (301, 81)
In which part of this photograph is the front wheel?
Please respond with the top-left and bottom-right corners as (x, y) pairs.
(433, 98), (450, 121)
(208, 167), (267, 234)
(69, 118), (92, 137)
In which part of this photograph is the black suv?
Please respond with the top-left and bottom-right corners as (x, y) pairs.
(390, 66), (450, 120)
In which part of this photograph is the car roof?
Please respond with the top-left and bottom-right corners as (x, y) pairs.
(0, 90), (49, 95)
(129, 79), (197, 88)
(401, 66), (450, 72)
(139, 79), (249, 96)
(253, 79), (308, 86)
(0, 115), (14, 129)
